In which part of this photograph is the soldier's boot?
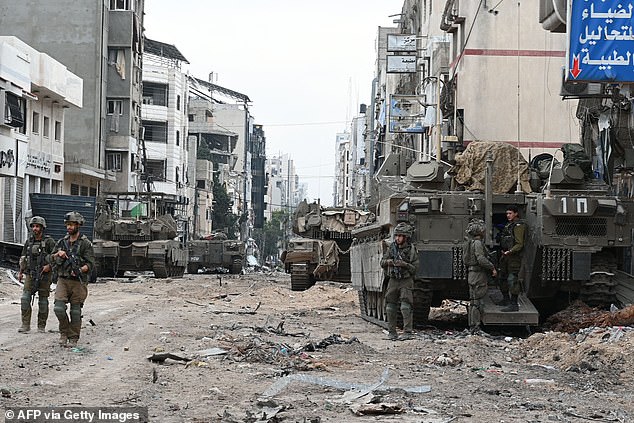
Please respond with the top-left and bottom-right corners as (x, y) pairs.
(496, 292), (511, 306)
(19, 293), (32, 333)
(386, 302), (399, 340)
(54, 300), (70, 345)
(501, 295), (519, 312)
(37, 297), (49, 333)
(399, 302), (414, 340)
(68, 303), (82, 347)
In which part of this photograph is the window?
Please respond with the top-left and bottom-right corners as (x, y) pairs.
(197, 180), (205, 189)
(176, 95), (181, 111)
(110, 0), (131, 10)
(142, 120), (167, 143)
(4, 92), (24, 128)
(43, 116), (50, 138)
(106, 152), (123, 172)
(145, 159), (166, 181)
(142, 82), (168, 106)
(188, 114), (194, 122)
(32, 111), (40, 134)
(70, 184), (79, 195)
(107, 100), (123, 115)
(176, 130), (180, 146)
(54, 121), (61, 141)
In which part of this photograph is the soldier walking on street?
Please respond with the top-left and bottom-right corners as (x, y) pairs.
(498, 205), (526, 312)
(49, 211), (95, 347)
(381, 222), (418, 341)
(463, 219), (497, 333)
(18, 216), (56, 333)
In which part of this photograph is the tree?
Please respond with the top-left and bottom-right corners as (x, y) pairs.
(252, 210), (288, 266)
(212, 174), (239, 238)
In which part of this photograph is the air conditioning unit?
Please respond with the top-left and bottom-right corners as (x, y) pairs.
(560, 69), (605, 98)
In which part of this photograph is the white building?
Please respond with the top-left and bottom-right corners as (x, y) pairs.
(0, 36), (82, 243)
(265, 154), (300, 221)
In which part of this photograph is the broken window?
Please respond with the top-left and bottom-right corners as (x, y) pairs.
(4, 92), (24, 128)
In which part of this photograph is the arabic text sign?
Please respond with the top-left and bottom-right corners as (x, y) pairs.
(569, 0), (634, 82)
(386, 55), (417, 73)
(387, 34), (417, 52)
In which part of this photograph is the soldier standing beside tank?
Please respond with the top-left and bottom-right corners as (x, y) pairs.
(498, 205), (526, 312)
(463, 219), (497, 333)
(380, 223), (418, 341)
(17, 216), (56, 333)
(49, 212), (95, 347)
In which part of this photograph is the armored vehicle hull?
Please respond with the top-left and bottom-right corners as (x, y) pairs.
(352, 145), (634, 328)
(187, 239), (245, 274)
(283, 238), (348, 291)
(93, 192), (188, 279)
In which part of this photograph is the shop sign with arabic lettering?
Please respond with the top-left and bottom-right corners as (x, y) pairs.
(568, 0), (634, 82)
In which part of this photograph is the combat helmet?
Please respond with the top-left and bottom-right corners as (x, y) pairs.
(64, 211), (85, 226)
(394, 222), (413, 238)
(466, 218), (485, 236)
(29, 216), (47, 229)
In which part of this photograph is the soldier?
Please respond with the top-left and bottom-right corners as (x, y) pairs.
(380, 222), (418, 341)
(498, 205), (526, 312)
(17, 216), (56, 333)
(463, 219), (497, 333)
(49, 211), (95, 347)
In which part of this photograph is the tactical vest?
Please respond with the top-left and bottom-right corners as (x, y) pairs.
(387, 243), (417, 279)
(500, 220), (525, 251)
(25, 236), (52, 272)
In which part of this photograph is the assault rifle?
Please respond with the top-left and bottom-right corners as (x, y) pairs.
(390, 242), (404, 279)
(63, 239), (86, 285)
(29, 241), (45, 305)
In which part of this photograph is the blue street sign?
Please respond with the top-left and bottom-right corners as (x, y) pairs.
(568, 0), (634, 82)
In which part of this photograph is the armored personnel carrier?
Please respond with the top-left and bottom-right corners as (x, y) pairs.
(352, 142), (634, 328)
(93, 192), (188, 278)
(187, 232), (245, 274)
(282, 201), (372, 290)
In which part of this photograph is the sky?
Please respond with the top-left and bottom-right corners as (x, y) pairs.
(143, 0), (404, 206)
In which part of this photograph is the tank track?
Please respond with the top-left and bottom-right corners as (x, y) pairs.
(580, 252), (618, 306)
(153, 259), (185, 278)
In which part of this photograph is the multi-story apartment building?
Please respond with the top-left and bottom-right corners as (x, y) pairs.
(370, 0), (579, 187)
(334, 111), (370, 208)
(0, 37), (82, 243)
(2, 0), (145, 197)
(333, 132), (350, 207)
(251, 125), (266, 229)
(266, 154), (300, 221)
(140, 39), (190, 197)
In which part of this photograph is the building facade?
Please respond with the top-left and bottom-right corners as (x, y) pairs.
(0, 37), (82, 243)
(2, 0), (145, 198)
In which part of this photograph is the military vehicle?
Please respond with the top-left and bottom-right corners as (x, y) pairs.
(351, 141), (634, 328)
(93, 192), (188, 278)
(283, 238), (343, 291)
(282, 201), (372, 291)
(187, 232), (245, 274)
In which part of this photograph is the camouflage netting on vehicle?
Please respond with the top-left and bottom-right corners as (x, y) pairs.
(452, 141), (532, 194)
(293, 200), (372, 236)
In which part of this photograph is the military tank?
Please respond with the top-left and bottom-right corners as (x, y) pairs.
(187, 232), (245, 274)
(282, 201), (372, 290)
(352, 142), (634, 328)
(93, 192), (188, 278)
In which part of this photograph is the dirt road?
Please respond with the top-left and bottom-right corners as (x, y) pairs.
(1, 270), (632, 422)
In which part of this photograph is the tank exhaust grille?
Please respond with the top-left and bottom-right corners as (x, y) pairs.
(555, 217), (607, 237)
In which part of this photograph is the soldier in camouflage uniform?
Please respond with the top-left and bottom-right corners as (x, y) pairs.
(498, 205), (526, 312)
(49, 211), (95, 347)
(380, 222), (418, 341)
(17, 216), (56, 333)
(463, 219), (497, 333)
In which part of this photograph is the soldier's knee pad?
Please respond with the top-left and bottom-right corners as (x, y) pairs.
(400, 302), (412, 313)
(386, 302), (398, 313)
(69, 303), (82, 322)
(53, 300), (67, 317)
(38, 297), (49, 310)
(20, 293), (31, 309)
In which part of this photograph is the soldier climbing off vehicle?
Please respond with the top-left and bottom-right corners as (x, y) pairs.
(463, 219), (497, 333)
(49, 211), (95, 347)
(380, 222), (418, 341)
(17, 216), (56, 333)
(498, 205), (526, 312)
